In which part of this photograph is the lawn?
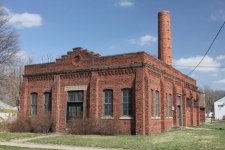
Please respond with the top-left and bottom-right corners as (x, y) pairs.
(30, 121), (225, 150)
(200, 120), (225, 130)
(0, 145), (50, 150)
(0, 132), (41, 141)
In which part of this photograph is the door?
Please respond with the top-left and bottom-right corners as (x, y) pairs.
(177, 95), (182, 127)
(177, 105), (182, 127)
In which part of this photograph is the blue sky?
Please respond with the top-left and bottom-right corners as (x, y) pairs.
(2, 0), (225, 90)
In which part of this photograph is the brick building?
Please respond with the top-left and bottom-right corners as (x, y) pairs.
(20, 11), (201, 135)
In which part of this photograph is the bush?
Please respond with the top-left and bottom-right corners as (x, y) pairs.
(30, 113), (54, 133)
(9, 114), (31, 132)
(67, 118), (120, 135)
(9, 113), (54, 133)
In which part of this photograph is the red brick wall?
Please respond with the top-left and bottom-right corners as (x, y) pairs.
(20, 49), (201, 135)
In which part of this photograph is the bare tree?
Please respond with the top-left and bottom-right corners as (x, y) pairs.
(203, 86), (225, 116)
(0, 4), (20, 106)
(0, 5), (19, 66)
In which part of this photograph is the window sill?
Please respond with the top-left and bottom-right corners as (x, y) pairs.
(119, 116), (133, 120)
(101, 116), (114, 119)
(151, 117), (161, 120)
(166, 117), (173, 119)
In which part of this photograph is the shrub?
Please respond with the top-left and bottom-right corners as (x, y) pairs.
(67, 118), (120, 135)
(30, 113), (54, 133)
(9, 113), (54, 133)
(9, 114), (31, 132)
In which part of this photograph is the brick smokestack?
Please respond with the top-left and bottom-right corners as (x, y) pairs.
(158, 11), (172, 65)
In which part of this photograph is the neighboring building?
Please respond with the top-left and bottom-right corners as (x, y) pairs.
(0, 100), (17, 123)
(20, 11), (201, 135)
(214, 96), (225, 120)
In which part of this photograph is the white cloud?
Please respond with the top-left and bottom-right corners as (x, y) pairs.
(9, 12), (42, 28)
(129, 34), (157, 46)
(210, 9), (225, 22)
(2, 6), (42, 28)
(173, 55), (221, 72)
(116, 0), (134, 7)
(216, 55), (225, 61)
(214, 79), (225, 84)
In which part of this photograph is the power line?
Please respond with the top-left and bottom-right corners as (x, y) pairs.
(186, 21), (225, 76)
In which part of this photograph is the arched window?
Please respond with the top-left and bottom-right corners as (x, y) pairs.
(103, 89), (113, 116)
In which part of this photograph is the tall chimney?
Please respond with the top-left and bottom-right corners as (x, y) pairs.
(158, 11), (172, 65)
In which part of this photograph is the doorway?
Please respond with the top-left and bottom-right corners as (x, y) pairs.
(177, 95), (182, 127)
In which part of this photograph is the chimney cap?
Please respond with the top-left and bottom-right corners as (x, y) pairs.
(158, 10), (170, 14)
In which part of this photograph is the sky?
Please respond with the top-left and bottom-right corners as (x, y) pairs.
(2, 0), (225, 90)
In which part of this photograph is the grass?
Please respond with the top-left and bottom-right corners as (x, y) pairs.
(200, 120), (225, 130)
(0, 132), (41, 141)
(30, 121), (225, 150)
(0, 145), (51, 150)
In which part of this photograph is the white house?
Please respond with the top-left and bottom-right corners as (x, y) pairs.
(214, 96), (225, 120)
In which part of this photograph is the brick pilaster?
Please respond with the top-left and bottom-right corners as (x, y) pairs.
(89, 72), (99, 118)
(135, 68), (145, 135)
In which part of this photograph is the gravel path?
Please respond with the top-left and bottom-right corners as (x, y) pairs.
(0, 133), (115, 150)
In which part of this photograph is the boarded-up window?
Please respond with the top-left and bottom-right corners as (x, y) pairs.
(167, 94), (173, 117)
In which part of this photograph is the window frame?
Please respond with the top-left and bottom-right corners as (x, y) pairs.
(121, 88), (132, 117)
(30, 93), (38, 115)
(150, 89), (154, 117)
(67, 90), (84, 120)
(43, 92), (52, 113)
(103, 89), (113, 117)
(155, 91), (160, 117)
(167, 93), (173, 117)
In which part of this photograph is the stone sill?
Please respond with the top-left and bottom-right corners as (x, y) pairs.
(101, 116), (114, 119)
(119, 116), (133, 120)
(166, 117), (173, 119)
(151, 117), (161, 120)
